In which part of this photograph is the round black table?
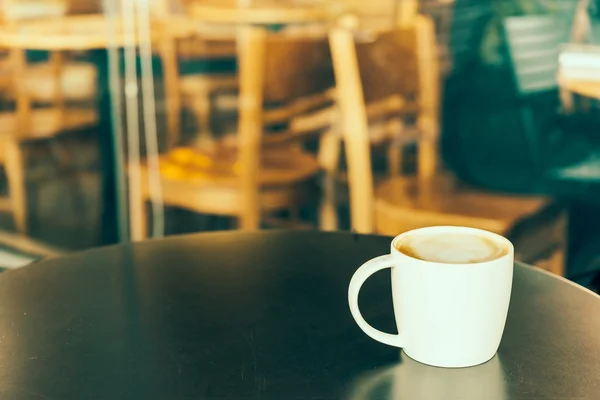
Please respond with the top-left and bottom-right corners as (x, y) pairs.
(0, 231), (598, 399)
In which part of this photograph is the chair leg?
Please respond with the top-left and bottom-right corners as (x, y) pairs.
(191, 97), (214, 150)
(5, 139), (27, 233)
(559, 88), (574, 114)
(547, 244), (566, 277)
(239, 209), (260, 230)
(387, 142), (402, 177)
(48, 140), (87, 225)
(319, 172), (339, 231)
(130, 195), (148, 241)
(318, 132), (340, 231)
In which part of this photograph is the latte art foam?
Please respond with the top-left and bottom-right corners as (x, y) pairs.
(395, 232), (508, 264)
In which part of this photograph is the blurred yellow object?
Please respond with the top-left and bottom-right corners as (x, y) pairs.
(169, 147), (195, 164)
(161, 146), (301, 181)
(168, 147), (213, 169)
(190, 154), (213, 169)
(160, 161), (188, 181)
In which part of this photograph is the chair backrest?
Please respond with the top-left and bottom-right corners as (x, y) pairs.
(66, 0), (99, 15)
(263, 31), (334, 103)
(330, 14), (440, 233)
(354, 28), (418, 105)
(161, 23), (334, 141)
(504, 14), (574, 95)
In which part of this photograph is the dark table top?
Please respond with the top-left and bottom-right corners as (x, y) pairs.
(0, 230), (598, 399)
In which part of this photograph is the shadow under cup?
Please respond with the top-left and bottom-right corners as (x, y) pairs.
(347, 353), (507, 400)
(349, 226), (514, 368)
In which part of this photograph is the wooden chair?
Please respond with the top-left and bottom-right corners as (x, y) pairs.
(131, 24), (335, 240)
(330, 14), (567, 275)
(0, 15), (98, 233)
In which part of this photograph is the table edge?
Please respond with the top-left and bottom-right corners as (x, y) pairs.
(3, 230), (598, 300)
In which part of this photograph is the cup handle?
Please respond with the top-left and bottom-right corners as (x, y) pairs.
(348, 254), (405, 347)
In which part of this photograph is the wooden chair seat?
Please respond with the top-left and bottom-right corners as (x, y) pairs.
(141, 146), (320, 216)
(374, 174), (554, 236)
(0, 108), (98, 140)
(142, 168), (312, 217)
(160, 146), (320, 186)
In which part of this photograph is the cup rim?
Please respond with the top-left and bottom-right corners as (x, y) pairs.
(390, 226), (514, 266)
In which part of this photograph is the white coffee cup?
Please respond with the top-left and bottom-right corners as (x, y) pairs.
(348, 226), (514, 368)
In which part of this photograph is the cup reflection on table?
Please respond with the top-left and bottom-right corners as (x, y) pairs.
(347, 352), (507, 400)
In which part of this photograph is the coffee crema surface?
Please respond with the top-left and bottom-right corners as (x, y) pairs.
(394, 231), (509, 264)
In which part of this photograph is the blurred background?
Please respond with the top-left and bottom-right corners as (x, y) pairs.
(0, 0), (599, 292)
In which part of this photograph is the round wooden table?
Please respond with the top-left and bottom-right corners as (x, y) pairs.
(0, 15), (194, 50)
(0, 231), (598, 399)
(188, 0), (341, 24)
